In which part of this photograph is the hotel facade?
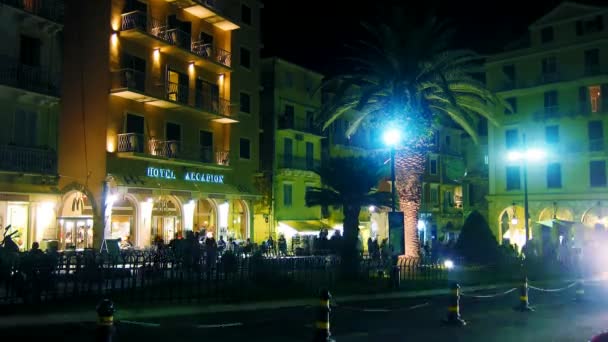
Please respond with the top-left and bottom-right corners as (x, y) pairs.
(54, 0), (262, 249)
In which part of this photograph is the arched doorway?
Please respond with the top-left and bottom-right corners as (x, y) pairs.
(58, 191), (94, 250)
(498, 205), (526, 249)
(194, 199), (217, 235)
(151, 195), (182, 243)
(110, 195), (137, 247)
(215, 199), (249, 241)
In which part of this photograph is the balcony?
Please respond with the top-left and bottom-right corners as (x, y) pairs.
(117, 133), (230, 167)
(277, 156), (320, 172)
(539, 71), (560, 84)
(533, 106), (561, 121)
(278, 116), (321, 135)
(1, 0), (64, 24)
(0, 145), (56, 174)
(0, 55), (60, 97)
(110, 69), (236, 123)
(164, 0), (239, 31)
(120, 11), (232, 72)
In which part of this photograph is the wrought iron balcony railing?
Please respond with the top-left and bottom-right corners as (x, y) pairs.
(121, 11), (231, 68)
(166, 81), (189, 104)
(1, 0), (64, 23)
(117, 133), (229, 166)
(0, 144), (56, 174)
(0, 55), (60, 97)
(111, 68), (145, 92)
(194, 92), (230, 116)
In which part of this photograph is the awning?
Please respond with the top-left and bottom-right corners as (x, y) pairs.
(537, 219), (575, 228)
(278, 220), (332, 232)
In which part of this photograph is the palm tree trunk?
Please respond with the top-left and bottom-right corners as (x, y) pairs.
(394, 148), (426, 259)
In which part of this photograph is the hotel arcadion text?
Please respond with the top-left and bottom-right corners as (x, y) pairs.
(50, 0), (262, 250)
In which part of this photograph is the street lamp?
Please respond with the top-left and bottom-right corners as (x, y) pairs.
(383, 128), (401, 212)
(506, 133), (546, 246)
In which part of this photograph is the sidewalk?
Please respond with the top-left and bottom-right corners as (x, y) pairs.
(2, 277), (601, 328)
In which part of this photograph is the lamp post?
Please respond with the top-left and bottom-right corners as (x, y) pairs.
(507, 133), (545, 245)
(383, 128), (401, 212)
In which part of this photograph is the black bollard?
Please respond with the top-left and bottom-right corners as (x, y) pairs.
(515, 277), (534, 312)
(443, 283), (466, 326)
(313, 289), (334, 342)
(96, 298), (115, 342)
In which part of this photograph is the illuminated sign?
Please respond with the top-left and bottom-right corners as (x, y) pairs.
(146, 167), (176, 179)
(146, 167), (224, 184)
(184, 172), (224, 184)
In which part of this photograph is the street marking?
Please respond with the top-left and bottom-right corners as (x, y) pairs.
(362, 308), (391, 312)
(408, 302), (430, 310)
(196, 322), (243, 329)
(120, 320), (161, 327)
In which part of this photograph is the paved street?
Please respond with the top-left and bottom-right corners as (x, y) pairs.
(2, 281), (607, 341)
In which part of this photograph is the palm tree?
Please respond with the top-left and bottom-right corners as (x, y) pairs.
(306, 156), (391, 275)
(319, 9), (505, 258)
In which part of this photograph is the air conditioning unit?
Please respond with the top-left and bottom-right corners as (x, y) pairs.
(295, 134), (303, 141)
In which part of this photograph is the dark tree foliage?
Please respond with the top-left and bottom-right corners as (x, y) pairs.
(455, 211), (500, 264)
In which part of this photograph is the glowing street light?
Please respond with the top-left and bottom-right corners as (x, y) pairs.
(383, 128), (402, 212)
(506, 133), (546, 246)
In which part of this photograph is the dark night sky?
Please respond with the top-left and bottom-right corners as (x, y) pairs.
(260, 0), (590, 75)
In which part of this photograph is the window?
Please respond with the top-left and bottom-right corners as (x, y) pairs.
(506, 166), (521, 190)
(306, 111), (314, 131)
(430, 187), (438, 204)
(166, 122), (181, 141)
(588, 120), (604, 151)
(547, 163), (562, 188)
(284, 104), (294, 117)
(123, 113), (144, 152)
(121, 54), (146, 91)
(505, 129), (519, 149)
(544, 90), (558, 114)
(590, 160), (606, 187)
(429, 157), (438, 175)
(240, 47), (251, 68)
(541, 26), (554, 43)
(240, 92), (250, 113)
(200, 130), (213, 163)
(505, 97), (517, 114)
(541, 57), (558, 81)
(589, 86), (601, 113)
(239, 138), (251, 159)
(241, 4), (251, 25)
(167, 69), (188, 104)
(283, 183), (293, 207)
(445, 135), (451, 147)
(584, 49), (600, 74)
(545, 125), (559, 145)
(283, 137), (293, 167)
(576, 15), (604, 36)
(20, 35), (41, 66)
(306, 142), (314, 170)
(284, 72), (294, 87)
(13, 110), (36, 147)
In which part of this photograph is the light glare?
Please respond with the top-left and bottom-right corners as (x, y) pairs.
(383, 128), (401, 147)
(444, 260), (454, 269)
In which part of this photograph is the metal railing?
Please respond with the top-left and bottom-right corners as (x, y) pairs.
(149, 139), (180, 158)
(121, 11), (231, 68)
(191, 42), (232, 68)
(278, 116), (319, 135)
(166, 81), (189, 104)
(110, 68), (145, 92)
(195, 92), (231, 116)
(0, 0), (64, 23)
(278, 156), (320, 171)
(0, 144), (56, 174)
(117, 133), (144, 153)
(216, 150), (230, 166)
(539, 71), (560, 84)
(0, 55), (60, 97)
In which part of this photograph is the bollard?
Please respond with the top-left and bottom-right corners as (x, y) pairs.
(96, 298), (115, 342)
(313, 289), (334, 342)
(443, 283), (466, 326)
(515, 277), (534, 312)
(575, 280), (585, 303)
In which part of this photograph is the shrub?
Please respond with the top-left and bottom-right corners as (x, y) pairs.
(456, 211), (500, 264)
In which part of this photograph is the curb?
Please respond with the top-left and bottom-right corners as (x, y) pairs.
(0, 277), (603, 327)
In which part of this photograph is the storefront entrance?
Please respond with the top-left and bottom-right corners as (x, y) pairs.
(151, 196), (182, 243)
(59, 191), (94, 250)
(194, 198), (216, 235)
(0, 202), (29, 251)
(110, 196), (136, 247)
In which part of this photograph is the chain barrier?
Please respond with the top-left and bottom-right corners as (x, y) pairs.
(528, 281), (578, 293)
(460, 287), (518, 299)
